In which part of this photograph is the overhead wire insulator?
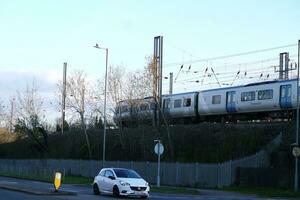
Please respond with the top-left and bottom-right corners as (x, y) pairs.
(230, 70), (240, 86)
(175, 65), (184, 82)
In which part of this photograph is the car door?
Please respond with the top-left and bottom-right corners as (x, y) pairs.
(104, 170), (116, 193)
(97, 170), (106, 192)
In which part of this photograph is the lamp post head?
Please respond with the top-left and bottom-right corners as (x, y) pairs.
(94, 43), (100, 49)
(94, 43), (108, 51)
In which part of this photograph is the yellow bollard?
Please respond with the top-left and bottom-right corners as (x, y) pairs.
(54, 172), (62, 192)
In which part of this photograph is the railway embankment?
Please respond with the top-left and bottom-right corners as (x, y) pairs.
(0, 122), (294, 164)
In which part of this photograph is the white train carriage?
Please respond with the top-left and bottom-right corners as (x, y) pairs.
(113, 100), (132, 126)
(114, 97), (156, 126)
(136, 97), (156, 121)
(198, 87), (230, 116)
(114, 78), (298, 126)
(198, 78), (297, 120)
(162, 92), (198, 121)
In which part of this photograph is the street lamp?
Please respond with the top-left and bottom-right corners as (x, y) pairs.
(295, 39), (300, 192)
(94, 43), (108, 168)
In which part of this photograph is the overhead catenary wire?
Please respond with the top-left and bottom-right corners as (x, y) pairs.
(169, 65), (276, 82)
(164, 43), (298, 67)
(163, 54), (298, 87)
(211, 67), (221, 87)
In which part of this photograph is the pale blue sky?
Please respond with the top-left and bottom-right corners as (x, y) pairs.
(0, 0), (300, 103)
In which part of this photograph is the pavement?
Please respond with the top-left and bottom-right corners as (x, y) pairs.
(0, 177), (76, 196)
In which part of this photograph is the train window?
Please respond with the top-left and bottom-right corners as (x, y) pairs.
(258, 90), (273, 100)
(281, 88), (285, 98)
(140, 104), (148, 111)
(212, 95), (221, 104)
(183, 98), (191, 107)
(227, 92), (236, 103)
(287, 87), (291, 97)
(174, 99), (182, 108)
(163, 98), (171, 109)
(241, 91), (255, 101)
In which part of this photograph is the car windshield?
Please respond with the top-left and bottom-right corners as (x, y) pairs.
(113, 169), (141, 178)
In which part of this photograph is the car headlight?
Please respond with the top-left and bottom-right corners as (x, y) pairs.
(119, 180), (130, 186)
(145, 182), (149, 187)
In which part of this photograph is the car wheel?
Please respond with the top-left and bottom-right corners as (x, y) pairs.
(93, 183), (100, 195)
(113, 185), (120, 197)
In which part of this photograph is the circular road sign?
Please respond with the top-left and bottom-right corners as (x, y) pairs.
(293, 147), (300, 157)
(154, 143), (164, 156)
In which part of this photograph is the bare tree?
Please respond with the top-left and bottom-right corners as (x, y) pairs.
(15, 82), (44, 125)
(65, 70), (92, 159)
(124, 70), (152, 101)
(14, 81), (48, 156)
(93, 65), (126, 148)
(0, 100), (5, 127)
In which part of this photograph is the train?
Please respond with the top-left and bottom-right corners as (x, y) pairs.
(113, 78), (298, 127)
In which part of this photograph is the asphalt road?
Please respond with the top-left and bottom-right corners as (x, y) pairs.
(0, 176), (296, 200)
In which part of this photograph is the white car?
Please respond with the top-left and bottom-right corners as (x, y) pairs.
(93, 168), (150, 198)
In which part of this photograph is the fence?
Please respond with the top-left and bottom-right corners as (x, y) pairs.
(0, 133), (281, 188)
(0, 150), (268, 188)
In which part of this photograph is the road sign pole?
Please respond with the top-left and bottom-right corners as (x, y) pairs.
(157, 142), (161, 187)
(154, 140), (164, 187)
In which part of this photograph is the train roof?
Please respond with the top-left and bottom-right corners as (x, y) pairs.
(162, 91), (198, 97)
(199, 78), (297, 93)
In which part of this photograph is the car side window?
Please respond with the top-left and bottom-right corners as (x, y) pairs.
(105, 170), (114, 178)
(99, 170), (105, 176)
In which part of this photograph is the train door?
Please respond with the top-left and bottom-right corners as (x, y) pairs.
(280, 84), (292, 108)
(163, 98), (171, 117)
(226, 91), (237, 113)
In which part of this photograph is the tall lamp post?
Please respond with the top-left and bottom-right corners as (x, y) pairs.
(295, 39), (300, 192)
(94, 43), (108, 168)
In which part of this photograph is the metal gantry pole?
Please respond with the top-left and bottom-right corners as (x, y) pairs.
(61, 62), (67, 134)
(102, 48), (108, 168)
(169, 72), (173, 95)
(295, 40), (300, 192)
(153, 36), (163, 126)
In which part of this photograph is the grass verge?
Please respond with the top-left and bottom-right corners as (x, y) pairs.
(0, 172), (92, 185)
(224, 186), (300, 198)
(151, 185), (200, 195)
